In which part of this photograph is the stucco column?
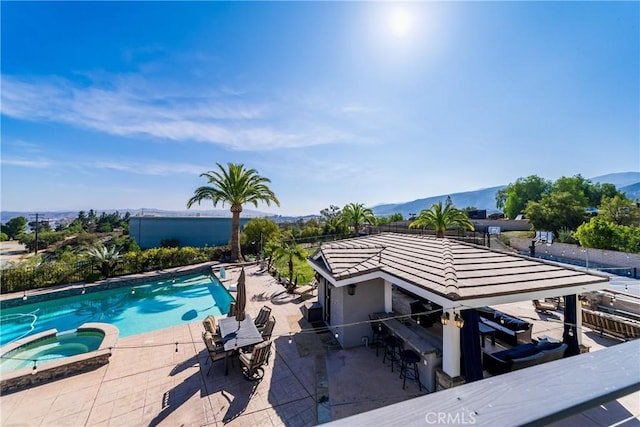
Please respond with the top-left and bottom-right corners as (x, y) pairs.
(384, 280), (393, 313)
(442, 309), (461, 377)
(575, 293), (583, 346)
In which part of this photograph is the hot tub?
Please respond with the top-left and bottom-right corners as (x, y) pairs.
(0, 322), (118, 393)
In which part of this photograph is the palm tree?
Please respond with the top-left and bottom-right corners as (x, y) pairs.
(341, 202), (376, 236)
(409, 201), (475, 238)
(263, 240), (280, 272)
(274, 239), (307, 293)
(86, 244), (122, 278)
(187, 163), (279, 262)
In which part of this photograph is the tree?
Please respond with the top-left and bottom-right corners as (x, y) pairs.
(409, 201), (475, 238)
(1, 216), (27, 239)
(320, 205), (348, 235)
(274, 239), (307, 292)
(187, 163), (279, 262)
(496, 175), (551, 219)
(525, 191), (586, 234)
(376, 213), (404, 225)
(263, 240), (281, 271)
(598, 194), (639, 226)
(551, 175), (593, 207)
(86, 244), (122, 278)
(240, 217), (280, 254)
(574, 217), (640, 253)
(340, 203), (375, 236)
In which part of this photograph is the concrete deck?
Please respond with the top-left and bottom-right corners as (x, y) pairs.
(1, 264), (638, 426)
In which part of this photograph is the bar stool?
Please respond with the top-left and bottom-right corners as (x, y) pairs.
(399, 349), (422, 391)
(369, 316), (385, 357)
(382, 335), (402, 372)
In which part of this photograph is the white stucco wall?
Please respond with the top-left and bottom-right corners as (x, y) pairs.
(331, 278), (386, 348)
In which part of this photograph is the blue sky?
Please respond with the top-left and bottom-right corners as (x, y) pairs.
(1, 1), (638, 216)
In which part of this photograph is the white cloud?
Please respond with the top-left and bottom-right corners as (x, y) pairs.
(0, 74), (365, 151)
(1, 157), (52, 168)
(89, 160), (207, 176)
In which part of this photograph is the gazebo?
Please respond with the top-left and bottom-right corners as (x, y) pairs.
(308, 233), (610, 389)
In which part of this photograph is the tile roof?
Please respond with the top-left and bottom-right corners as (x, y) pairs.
(310, 233), (609, 301)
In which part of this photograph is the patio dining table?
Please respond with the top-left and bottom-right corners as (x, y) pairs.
(218, 316), (263, 375)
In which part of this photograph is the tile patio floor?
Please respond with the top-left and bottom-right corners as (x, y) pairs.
(1, 264), (638, 426)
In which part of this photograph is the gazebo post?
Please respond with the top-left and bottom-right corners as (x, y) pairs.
(442, 308), (461, 377)
(575, 293), (583, 346)
(384, 280), (393, 313)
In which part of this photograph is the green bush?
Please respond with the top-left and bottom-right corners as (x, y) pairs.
(1, 245), (227, 294)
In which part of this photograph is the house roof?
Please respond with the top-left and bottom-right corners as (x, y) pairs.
(309, 233), (609, 301)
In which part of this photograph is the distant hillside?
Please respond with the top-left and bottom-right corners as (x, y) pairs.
(590, 172), (640, 189)
(619, 182), (640, 201)
(371, 186), (505, 217)
(371, 171), (639, 218)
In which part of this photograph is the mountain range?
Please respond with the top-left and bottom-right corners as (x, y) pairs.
(370, 171), (640, 217)
(1, 172), (638, 224)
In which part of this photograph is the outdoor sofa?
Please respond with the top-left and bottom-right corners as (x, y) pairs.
(483, 339), (568, 375)
(477, 307), (533, 346)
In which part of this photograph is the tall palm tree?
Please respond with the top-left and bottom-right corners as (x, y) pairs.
(409, 201), (475, 238)
(341, 202), (376, 236)
(187, 163), (279, 262)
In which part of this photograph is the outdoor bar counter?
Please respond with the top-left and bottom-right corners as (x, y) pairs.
(372, 312), (443, 392)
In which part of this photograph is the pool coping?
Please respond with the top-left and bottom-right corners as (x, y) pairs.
(0, 322), (119, 394)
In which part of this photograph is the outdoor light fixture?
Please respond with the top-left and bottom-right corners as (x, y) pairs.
(440, 312), (450, 326)
(347, 284), (356, 296)
(131, 288), (136, 295)
(22, 291), (27, 301)
(454, 313), (464, 329)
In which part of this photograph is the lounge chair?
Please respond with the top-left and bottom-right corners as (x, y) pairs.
(239, 340), (272, 380)
(202, 331), (229, 375)
(293, 280), (318, 296)
(533, 299), (556, 313)
(253, 306), (272, 329)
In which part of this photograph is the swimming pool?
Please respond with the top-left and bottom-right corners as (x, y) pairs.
(0, 273), (233, 347)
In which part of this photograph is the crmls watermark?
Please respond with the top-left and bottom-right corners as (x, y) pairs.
(425, 410), (477, 425)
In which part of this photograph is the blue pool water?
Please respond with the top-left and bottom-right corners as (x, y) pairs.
(0, 274), (233, 347)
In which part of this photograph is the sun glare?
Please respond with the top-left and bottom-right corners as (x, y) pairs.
(389, 8), (412, 37)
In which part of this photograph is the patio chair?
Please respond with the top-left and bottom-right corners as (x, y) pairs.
(239, 339), (272, 380)
(203, 315), (220, 335)
(227, 302), (236, 317)
(259, 315), (276, 340)
(254, 306), (272, 329)
(202, 331), (229, 375)
(533, 299), (556, 313)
